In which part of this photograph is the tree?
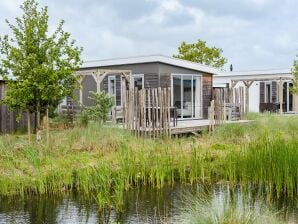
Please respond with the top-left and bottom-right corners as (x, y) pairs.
(292, 57), (298, 94)
(173, 39), (227, 69)
(80, 91), (114, 126)
(0, 0), (83, 135)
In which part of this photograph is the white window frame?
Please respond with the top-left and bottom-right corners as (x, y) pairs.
(171, 73), (203, 120)
(264, 81), (272, 103)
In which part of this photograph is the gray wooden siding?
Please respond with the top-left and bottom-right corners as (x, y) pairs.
(116, 76), (121, 106)
(0, 81), (35, 133)
(272, 81), (277, 103)
(260, 82), (265, 103)
(144, 73), (158, 88)
(160, 73), (171, 88)
(259, 81), (277, 103)
(86, 63), (159, 74)
(202, 74), (213, 119)
(82, 75), (97, 106)
(158, 63), (201, 74)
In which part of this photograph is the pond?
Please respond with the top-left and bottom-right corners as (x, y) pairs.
(0, 184), (297, 224)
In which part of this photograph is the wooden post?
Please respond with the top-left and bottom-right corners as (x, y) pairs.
(148, 89), (151, 138)
(78, 76), (84, 105)
(243, 81), (253, 115)
(279, 78), (283, 114)
(157, 88), (161, 137)
(245, 85), (249, 114)
(152, 88), (156, 139)
(167, 87), (171, 137)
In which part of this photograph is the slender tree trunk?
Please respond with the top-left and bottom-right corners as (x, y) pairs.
(27, 110), (31, 144)
(37, 101), (41, 129)
(46, 105), (49, 147)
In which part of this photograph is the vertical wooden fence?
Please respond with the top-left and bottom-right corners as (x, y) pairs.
(123, 87), (171, 138)
(209, 87), (246, 131)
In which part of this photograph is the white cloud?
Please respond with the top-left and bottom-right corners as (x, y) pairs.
(0, 0), (297, 70)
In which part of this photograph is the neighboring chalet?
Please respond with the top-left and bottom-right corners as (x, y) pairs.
(61, 55), (218, 120)
(214, 69), (298, 113)
(0, 79), (34, 133)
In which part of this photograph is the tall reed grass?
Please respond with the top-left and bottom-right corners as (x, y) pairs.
(224, 133), (298, 197)
(0, 114), (297, 211)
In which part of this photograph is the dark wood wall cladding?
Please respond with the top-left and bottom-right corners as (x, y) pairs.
(82, 75), (96, 106)
(0, 82), (35, 133)
(260, 82), (265, 103)
(202, 73), (213, 119)
(259, 81), (277, 104)
(116, 76), (121, 106)
(160, 73), (171, 88)
(144, 73), (158, 88)
(272, 81), (277, 103)
(103, 76), (108, 93)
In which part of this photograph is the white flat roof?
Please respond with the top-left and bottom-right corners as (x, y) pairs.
(218, 68), (291, 77)
(82, 54), (219, 74)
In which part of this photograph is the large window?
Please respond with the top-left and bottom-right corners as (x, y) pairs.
(283, 81), (293, 112)
(172, 74), (202, 119)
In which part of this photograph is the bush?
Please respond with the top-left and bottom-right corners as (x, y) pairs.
(79, 91), (114, 126)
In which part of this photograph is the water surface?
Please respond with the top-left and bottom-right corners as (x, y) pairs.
(0, 184), (296, 223)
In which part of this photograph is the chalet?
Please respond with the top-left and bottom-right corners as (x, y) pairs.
(214, 69), (298, 113)
(62, 55), (219, 120)
(0, 79), (34, 133)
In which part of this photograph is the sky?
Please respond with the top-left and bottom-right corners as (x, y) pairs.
(0, 0), (297, 71)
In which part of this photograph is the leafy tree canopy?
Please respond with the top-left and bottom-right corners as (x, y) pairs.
(173, 39), (227, 69)
(0, 0), (83, 120)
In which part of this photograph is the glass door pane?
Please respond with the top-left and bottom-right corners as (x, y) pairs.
(182, 76), (192, 118)
(289, 83), (293, 111)
(173, 76), (182, 118)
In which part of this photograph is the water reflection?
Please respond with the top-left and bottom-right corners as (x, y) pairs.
(0, 184), (296, 224)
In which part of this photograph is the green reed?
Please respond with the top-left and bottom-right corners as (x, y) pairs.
(224, 133), (298, 197)
(0, 115), (297, 212)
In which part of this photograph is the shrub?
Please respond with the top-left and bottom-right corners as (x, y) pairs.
(79, 91), (114, 125)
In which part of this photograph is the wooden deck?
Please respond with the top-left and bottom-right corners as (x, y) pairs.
(115, 119), (251, 136)
(171, 119), (251, 135)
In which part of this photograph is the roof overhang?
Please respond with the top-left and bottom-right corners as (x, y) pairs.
(217, 68), (292, 77)
(82, 54), (219, 74)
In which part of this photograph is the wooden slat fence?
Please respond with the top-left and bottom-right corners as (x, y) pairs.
(209, 87), (246, 131)
(123, 87), (171, 138)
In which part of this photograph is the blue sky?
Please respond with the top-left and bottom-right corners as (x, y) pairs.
(0, 0), (297, 71)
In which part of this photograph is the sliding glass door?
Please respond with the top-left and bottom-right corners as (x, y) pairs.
(172, 74), (202, 119)
(283, 81), (293, 112)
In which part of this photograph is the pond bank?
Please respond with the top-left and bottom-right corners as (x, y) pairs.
(0, 114), (297, 212)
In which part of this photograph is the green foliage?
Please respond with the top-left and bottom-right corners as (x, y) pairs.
(80, 91), (114, 125)
(173, 39), (227, 69)
(292, 57), (298, 93)
(0, 0), (82, 118)
(225, 135), (298, 197)
(0, 115), (297, 213)
(177, 191), (281, 224)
